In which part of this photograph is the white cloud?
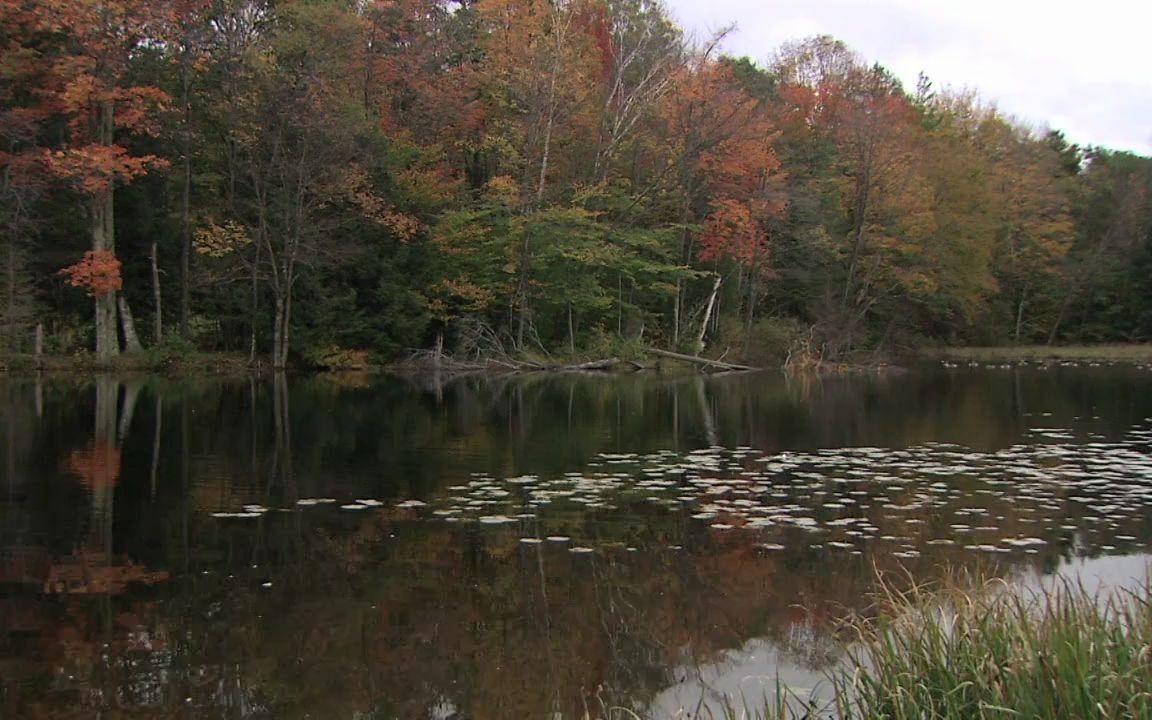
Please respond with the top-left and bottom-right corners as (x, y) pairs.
(664, 0), (1152, 154)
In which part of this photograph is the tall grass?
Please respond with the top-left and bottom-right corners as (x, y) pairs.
(694, 575), (1152, 720)
(828, 575), (1152, 719)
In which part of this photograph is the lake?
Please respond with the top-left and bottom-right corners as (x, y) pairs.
(3, 363), (1152, 718)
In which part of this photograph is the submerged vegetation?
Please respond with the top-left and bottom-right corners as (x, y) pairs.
(2, 1), (1152, 370)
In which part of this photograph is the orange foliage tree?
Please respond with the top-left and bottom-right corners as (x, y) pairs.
(29, 0), (176, 359)
(58, 249), (123, 297)
(659, 55), (787, 348)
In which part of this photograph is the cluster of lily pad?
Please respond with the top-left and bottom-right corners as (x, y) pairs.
(211, 418), (1152, 559)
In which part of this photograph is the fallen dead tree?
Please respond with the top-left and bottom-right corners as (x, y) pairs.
(644, 348), (759, 372)
(398, 350), (650, 375)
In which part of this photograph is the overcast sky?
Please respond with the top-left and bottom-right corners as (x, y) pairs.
(664, 0), (1152, 155)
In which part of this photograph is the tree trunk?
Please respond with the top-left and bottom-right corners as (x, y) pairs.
(1048, 291), (1073, 346)
(515, 228), (530, 351)
(645, 347), (758, 371)
(841, 155), (873, 311)
(617, 273), (623, 338)
(272, 296), (285, 369)
(248, 237), (262, 364)
(92, 192), (119, 361)
(118, 295), (144, 353)
(673, 195), (693, 349)
(696, 273), (722, 351)
(567, 302), (575, 355)
(272, 292), (291, 369)
(150, 240), (162, 342)
(744, 273), (758, 353)
(179, 60), (192, 338)
(92, 100), (120, 362)
(1014, 287), (1028, 345)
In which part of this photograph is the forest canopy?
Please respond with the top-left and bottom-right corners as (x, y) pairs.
(2, 0), (1150, 368)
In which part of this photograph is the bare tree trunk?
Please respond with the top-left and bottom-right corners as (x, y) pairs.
(841, 152), (874, 311)
(515, 230), (530, 351)
(151, 240), (162, 342)
(118, 295), (144, 353)
(272, 289), (292, 370)
(34, 323), (42, 372)
(272, 296), (285, 370)
(281, 291), (291, 368)
(1048, 292), (1073, 346)
(673, 196), (693, 350)
(696, 273), (721, 351)
(744, 273), (758, 354)
(1014, 287), (1028, 345)
(617, 273), (623, 337)
(535, 3), (569, 205)
(248, 240), (261, 364)
(567, 302), (575, 355)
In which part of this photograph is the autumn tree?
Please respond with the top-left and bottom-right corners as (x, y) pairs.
(651, 50), (786, 351)
(32, 0), (176, 360)
(772, 37), (938, 356)
(979, 121), (1075, 343)
(210, 0), (423, 368)
(589, 0), (685, 181)
(473, 0), (602, 347)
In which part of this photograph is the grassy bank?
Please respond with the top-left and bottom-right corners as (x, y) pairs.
(927, 343), (1152, 363)
(723, 575), (1152, 720)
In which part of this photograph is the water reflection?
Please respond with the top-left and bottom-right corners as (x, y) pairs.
(2, 366), (1152, 718)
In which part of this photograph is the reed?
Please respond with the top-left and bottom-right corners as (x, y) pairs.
(830, 575), (1152, 719)
(701, 574), (1152, 719)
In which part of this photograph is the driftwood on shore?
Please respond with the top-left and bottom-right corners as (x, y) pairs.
(643, 347), (759, 372)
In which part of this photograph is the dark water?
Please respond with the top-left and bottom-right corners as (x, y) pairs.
(3, 365), (1152, 718)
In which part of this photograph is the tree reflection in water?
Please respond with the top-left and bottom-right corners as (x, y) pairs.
(2, 366), (1152, 717)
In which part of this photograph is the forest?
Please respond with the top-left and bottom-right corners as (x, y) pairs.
(2, 0), (1152, 370)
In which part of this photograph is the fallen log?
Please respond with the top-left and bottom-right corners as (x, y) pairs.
(554, 357), (624, 371)
(644, 347), (759, 372)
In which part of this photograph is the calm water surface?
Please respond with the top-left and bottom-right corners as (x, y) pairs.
(3, 365), (1152, 718)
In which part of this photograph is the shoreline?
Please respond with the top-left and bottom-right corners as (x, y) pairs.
(922, 344), (1152, 363)
(6, 343), (1152, 379)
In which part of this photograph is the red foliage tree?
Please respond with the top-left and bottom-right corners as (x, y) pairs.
(58, 249), (123, 297)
